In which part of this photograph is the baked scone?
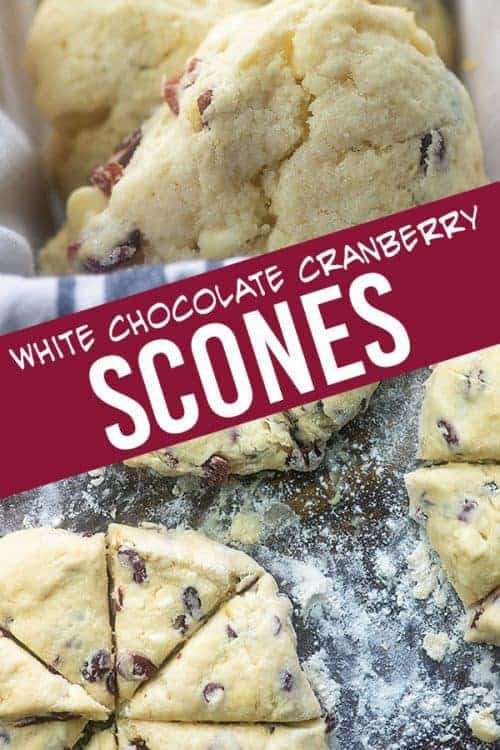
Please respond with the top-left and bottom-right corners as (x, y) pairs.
(85, 729), (117, 750)
(0, 529), (114, 709)
(418, 346), (500, 463)
(0, 633), (107, 721)
(56, 0), (485, 271)
(466, 588), (500, 647)
(108, 524), (262, 700)
(406, 464), (500, 606)
(0, 718), (86, 750)
(117, 719), (329, 749)
(122, 573), (321, 723)
(26, 0), (266, 197)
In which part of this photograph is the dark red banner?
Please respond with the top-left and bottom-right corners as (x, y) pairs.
(2, 184), (499, 497)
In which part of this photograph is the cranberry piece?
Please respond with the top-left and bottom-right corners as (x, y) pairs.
(437, 419), (459, 447)
(183, 587), (202, 618)
(197, 89), (213, 122)
(111, 129), (142, 169)
(67, 241), (81, 261)
(457, 498), (478, 522)
(173, 614), (188, 635)
(279, 670), (294, 692)
(420, 129), (446, 173)
(470, 604), (484, 630)
(117, 653), (157, 682)
(117, 546), (148, 584)
(81, 649), (113, 685)
(202, 455), (230, 487)
(90, 162), (124, 197)
(226, 624), (238, 639)
(82, 229), (143, 273)
(164, 74), (182, 115)
(203, 682), (225, 704)
(272, 616), (282, 636)
(114, 586), (125, 612)
(106, 670), (117, 695)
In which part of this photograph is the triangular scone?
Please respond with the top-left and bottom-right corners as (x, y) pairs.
(0, 633), (107, 721)
(123, 574), (321, 722)
(418, 345), (500, 462)
(85, 729), (117, 749)
(466, 588), (500, 647)
(0, 528), (114, 709)
(108, 524), (263, 701)
(406, 465), (500, 606)
(118, 719), (328, 749)
(0, 718), (86, 750)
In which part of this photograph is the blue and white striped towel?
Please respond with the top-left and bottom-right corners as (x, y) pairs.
(0, 259), (241, 335)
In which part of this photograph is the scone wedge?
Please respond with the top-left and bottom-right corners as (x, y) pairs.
(108, 524), (263, 701)
(117, 719), (328, 749)
(0, 718), (86, 750)
(0, 632), (107, 721)
(122, 573), (321, 722)
(0, 529), (114, 709)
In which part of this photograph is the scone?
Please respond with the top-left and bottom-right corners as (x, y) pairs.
(406, 464), (500, 607)
(26, 0), (266, 197)
(0, 529), (114, 710)
(418, 345), (500, 463)
(108, 524), (262, 700)
(0, 632), (106, 721)
(122, 574), (321, 723)
(0, 718), (86, 750)
(117, 719), (329, 749)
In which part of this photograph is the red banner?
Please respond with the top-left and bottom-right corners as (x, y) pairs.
(2, 184), (499, 497)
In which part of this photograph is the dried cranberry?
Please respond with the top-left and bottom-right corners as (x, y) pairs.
(106, 670), (117, 695)
(117, 546), (148, 584)
(203, 682), (225, 704)
(226, 624), (238, 639)
(111, 129), (142, 169)
(183, 587), (202, 618)
(164, 74), (182, 115)
(437, 419), (459, 447)
(90, 162), (124, 197)
(114, 586), (125, 612)
(457, 498), (478, 522)
(117, 653), (157, 682)
(202, 455), (230, 487)
(197, 89), (213, 121)
(420, 130), (446, 173)
(272, 616), (282, 636)
(81, 649), (113, 684)
(82, 229), (143, 273)
(279, 670), (294, 692)
(173, 614), (189, 635)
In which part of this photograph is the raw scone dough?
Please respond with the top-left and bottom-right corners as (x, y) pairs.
(418, 346), (500, 463)
(122, 573), (321, 723)
(85, 729), (117, 750)
(0, 529), (114, 709)
(117, 719), (328, 749)
(125, 390), (377, 479)
(27, 0), (265, 197)
(405, 464), (500, 606)
(466, 587), (500, 647)
(0, 719), (86, 750)
(108, 524), (262, 700)
(0, 633), (106, 721)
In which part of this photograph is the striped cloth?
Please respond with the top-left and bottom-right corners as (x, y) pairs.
(0, 259), (241, 335)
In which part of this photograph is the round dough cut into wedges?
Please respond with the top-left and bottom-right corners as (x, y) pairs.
(27, 0), (266, 198)
(125, 390), (377, 480)
(122, 573), (321, 723)
(0, 529), (114, 710)
(406, 464), (500, 607)
(418, 345), (500, 463)
(61, 0), (485, 272)
(0, 719), (87, 750)
(0, 633), (107, 722)
(85, 729), (117, 750)
(466, 588), (500, 647)
(108, 524), (263, 701)
(117, 719), (328, 749)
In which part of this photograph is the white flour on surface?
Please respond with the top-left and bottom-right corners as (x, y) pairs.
(1, 371), (498, 748)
